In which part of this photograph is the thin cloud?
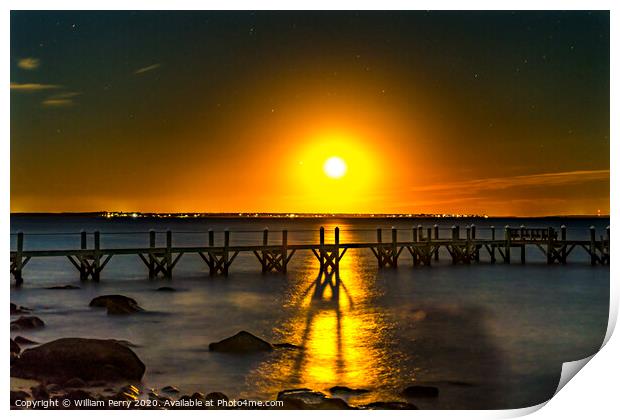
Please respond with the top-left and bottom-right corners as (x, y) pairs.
(49, 91), (82, 99)
(409, 169), (610, 194)
(134, 63), (161, 74)
(41, 92), (81, 108)
(17, 57), (40, 70)
(10, 82), (61, 91)
(41, 98), (74, 107)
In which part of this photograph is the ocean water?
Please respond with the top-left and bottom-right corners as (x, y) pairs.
(10, 215), (609, 409)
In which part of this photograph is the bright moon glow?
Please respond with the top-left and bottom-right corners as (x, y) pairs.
(323, 157), (347, 179)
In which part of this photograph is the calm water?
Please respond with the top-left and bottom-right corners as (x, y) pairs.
(10, 216), (609, 409)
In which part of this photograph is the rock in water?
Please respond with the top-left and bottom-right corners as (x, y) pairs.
(11, 339), (20, 354)
(11, 316), (45, 330)
(11, 337), (146, 383)
(11, 303), (32, 315)
(277, 388), (351, 409)
(156, 286), (176, 292)
(89, 295), (144, 315)
(208, 331), (273, 353)
(329, 386), (370, 394)
(272, 342), (302, 349)
(402, 385), (439, 398)
(14, 336), (39, 345)
(205, 391), (229, 402)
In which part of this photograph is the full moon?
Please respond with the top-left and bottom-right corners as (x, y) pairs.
(323, 156), (347, 179)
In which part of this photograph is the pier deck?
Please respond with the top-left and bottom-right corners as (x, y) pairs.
(10, 225), (610, 286)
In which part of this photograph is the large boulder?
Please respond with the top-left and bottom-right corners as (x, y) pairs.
(11, 339), (20, 354)
(11, 303), (32, 315)
(11, 338), (146, 383)
(208, 331), (273, 353)
(89, 295), (144, 315)
(11, 316), (45, 330)
(276, 388), (351, 409)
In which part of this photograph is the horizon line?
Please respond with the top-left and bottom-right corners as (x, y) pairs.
(9, 211), (610, 219)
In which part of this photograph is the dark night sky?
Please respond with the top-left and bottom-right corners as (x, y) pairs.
(10, 11), (609, 215)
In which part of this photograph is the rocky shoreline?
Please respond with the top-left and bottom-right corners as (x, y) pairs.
(11, 295), (438, 410)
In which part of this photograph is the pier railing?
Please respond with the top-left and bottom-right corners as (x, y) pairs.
(9, 225), (610, 286)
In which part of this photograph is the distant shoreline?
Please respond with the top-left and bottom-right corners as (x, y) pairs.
(9, 212), (610, 219)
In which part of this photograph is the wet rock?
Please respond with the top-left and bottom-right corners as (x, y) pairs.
(273, 342), (302, 350)
(277, 388), (352, 409)
(363, 401), (418, 410)
(11, 316), (45, 330)
(64, 377), (87, 388)
(156, 286), (176, 292)
(62, 389), (96, 403)
(205, 391), (229, 402)
(162, 385), (180, 394)
(10, 390), (30, 406)
(11, 339), (20, 354)
(14, 336), (39, 345)
(31, 384), (50, 400)
(119, 384), (141, 397)
(47, 383), (62, 392)
(113, 390), (138, 402)
(329, 385), (370, 394)
(402, 385), (439, 398)
(191, 392), (206, 400)
(208, 331), (273, 353)
(89, 295), (144, 315)
(46, 285), (81, 290)
(11, 302), (32, 315)
(11, 337), (146, 383)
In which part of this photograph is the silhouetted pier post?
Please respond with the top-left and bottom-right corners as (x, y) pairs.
(471, 224), (480, 262)
(254, 228), (294, 274)
(520, 225), (526, 264)
(223, 229), (230, 275)
(561, 226), (567, 264)
(334, 227), (341, 280)
(376, 228), (383, 268)
(11, 232), (26, 286)
(371, 227), (401, 268)
(546, 227), (554, 264)
(261, 228), (269, 273)
(504, 226), (511, 263)
(165, 230), (173, 277)
(93, 231), (101, 281)
(465, 226), (472, 264)
(148, 230), (156, 278)
(411, 227), (420, 265)
(312, 226), (341, 278)
(79, 231), (88, 281)
(433, 225), (439, 261)
(450, 225), (458, 264)
(590, 226), (597, 266)
(281, 229), (289, 273)
(490, 226), (496, 263)
(392, 227), (398, 268)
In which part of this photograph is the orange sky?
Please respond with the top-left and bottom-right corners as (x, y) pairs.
(10, 11), (610, 215)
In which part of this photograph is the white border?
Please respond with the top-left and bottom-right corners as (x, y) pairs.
(4, 2), (617, 419)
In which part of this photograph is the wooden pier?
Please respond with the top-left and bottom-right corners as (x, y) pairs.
(10, 225), (610, 286)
